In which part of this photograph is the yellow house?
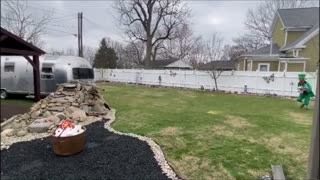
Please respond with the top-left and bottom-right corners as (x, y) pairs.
(237, 7), (319, 72)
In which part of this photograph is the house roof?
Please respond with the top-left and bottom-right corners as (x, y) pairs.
(165, 60), (192, 69)
(0, 27), (45, 55)
(281, 22), (319, 51)
(153, 59), (177, 68)
(277, 7), (319, 28)
(199, 60), (236, 70)
(242, 44), (286, 57)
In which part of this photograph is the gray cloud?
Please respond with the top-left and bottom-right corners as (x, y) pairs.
(26, 0), (259, 51)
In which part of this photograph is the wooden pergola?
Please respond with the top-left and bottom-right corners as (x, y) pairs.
(0, 27), (45, 102)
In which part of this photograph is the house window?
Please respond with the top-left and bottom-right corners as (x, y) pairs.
(4, 63), (15, 72)
(258, 63), (270, 71)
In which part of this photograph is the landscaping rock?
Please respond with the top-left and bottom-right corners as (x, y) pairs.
(28, 118), (54, 133)
(1, 129), (16, 137)
(46, 116), (60, 125)
(2, 82), (111, 138)
(16, 130), (28, 137)
(11, 122), (22, 129)
(20, 113), (30, 120)
(31, 111), (41, 119)
(43, 111), (51, 117)
(55, 113), (66, 120)
(47, 107), (64, 112)
(72, 109), (87, 122)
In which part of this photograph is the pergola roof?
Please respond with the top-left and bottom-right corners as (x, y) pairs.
(0, 27), (45, 55)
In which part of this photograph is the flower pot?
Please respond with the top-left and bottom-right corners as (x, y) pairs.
(52, 127), (86, 156)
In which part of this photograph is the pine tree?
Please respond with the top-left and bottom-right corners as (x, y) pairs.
(93, 38), (118, 68)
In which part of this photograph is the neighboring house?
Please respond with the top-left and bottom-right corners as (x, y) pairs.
(165, 60), (193, 70)
(134, 59), (193, 69)
(199, 60), (236, 71)
(237, 7), (319, 72)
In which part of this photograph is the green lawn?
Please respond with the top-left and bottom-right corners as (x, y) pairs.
(0, 98), (34, 105)
(98, 82), (313, 180)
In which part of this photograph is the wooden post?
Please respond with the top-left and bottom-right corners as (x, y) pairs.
(33, 55), (41, 102)
(307, 69), (319, 179)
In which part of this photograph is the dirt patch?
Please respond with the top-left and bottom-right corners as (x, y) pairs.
(210, 125), (234, 137)
(1, 103), (31, 123)
(288, 112), (312, 125)
(159, 127), (182, 136)
(224, 115), (253, 128)
(172, 155), (234, 180)
(247, 169), (269, 177)
(207, 111), (223, 115)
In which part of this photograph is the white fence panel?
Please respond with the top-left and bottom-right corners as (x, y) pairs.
(94, 68), (317, 97)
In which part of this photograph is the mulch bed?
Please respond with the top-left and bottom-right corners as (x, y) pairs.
(1, 103), (31, 123)
(1, 121), (169, 180)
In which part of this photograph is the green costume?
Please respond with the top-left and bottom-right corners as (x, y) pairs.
(297, 74), (314, 108)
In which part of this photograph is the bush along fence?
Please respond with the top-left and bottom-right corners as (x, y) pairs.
(94, 69), (317, 97)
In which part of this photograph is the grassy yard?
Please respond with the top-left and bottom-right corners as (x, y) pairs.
(98, 82), (313, 180)
(0, 98), (34, 105)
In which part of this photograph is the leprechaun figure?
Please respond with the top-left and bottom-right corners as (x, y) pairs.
(297, 73), (314, 109)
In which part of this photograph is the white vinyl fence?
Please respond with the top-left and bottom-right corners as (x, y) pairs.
(94, 69), (317, 97)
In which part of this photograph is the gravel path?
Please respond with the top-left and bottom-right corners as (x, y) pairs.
(1, 121), (169, 180)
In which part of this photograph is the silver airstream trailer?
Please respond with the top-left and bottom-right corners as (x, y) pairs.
(0, 55), (94, 99)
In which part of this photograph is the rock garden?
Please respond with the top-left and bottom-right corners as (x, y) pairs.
(1, 82), (179, 180)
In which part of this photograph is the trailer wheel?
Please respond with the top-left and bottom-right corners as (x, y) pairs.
(0, 90), (7, 99)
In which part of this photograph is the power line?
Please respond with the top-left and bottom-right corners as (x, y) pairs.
(83, 16), (109, 34)
(1, 16), (77, 36)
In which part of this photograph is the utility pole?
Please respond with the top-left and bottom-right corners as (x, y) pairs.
(78, 12), (83, 57)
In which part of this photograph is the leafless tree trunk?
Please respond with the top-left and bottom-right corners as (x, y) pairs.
(244, 0), (318, 44)
(1, 0), (52, 47)
(205, 33), (225, 90)
(113, 0), (190, 67)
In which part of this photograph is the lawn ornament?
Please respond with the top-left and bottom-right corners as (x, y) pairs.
(297, 73), (314, 109)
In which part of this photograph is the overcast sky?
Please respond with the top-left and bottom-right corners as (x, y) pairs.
(24, 1), (260, 51)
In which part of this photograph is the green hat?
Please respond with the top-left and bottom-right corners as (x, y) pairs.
(298, 73), (306, 79)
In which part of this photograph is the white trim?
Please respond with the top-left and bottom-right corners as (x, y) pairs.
(258, 63), (270, 72)
(279, 57), (310, 60)
(284, 31), (288, 46)
(250, 60), (253, 71)
(285, 62), (288, 72)
(243, 59), (246, 71)
(282, 26), (312, 30)
(295, 28), (319, 47)
(303, 61), (306, 72)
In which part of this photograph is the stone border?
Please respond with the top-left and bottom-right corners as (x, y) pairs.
(104, 109), (180, 180)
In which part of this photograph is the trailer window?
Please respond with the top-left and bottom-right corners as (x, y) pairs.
(72, 68), (94, 79)
(4, 64), (15, 72)
(42, 67), (53, 73)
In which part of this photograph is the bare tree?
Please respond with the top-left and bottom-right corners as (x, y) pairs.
(187, 36), (206, 69)
(159, 23), (196, 61)
(121, 41), (145, 68)
(203, 33), (225, 90)
(1, 0), (52, 47)
(113, 0), (190, 67)
(221, 44), (248, 61)
(233, 33), (267, 51)
(83, 46), (97, 66)
(244, 0), (318, 44)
